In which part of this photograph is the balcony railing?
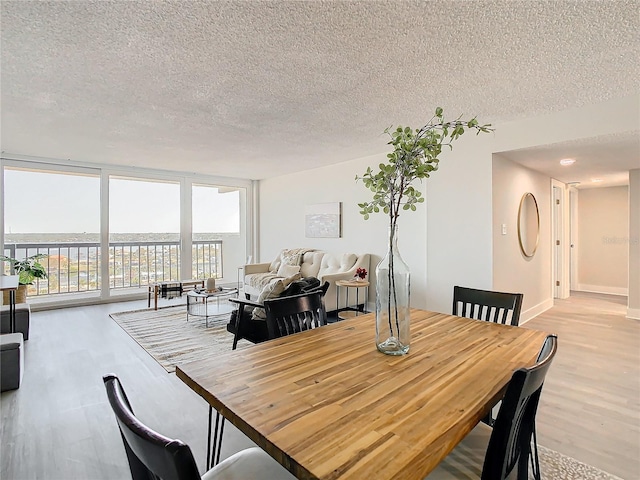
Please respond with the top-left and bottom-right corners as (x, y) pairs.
(2, 240), (222, 297)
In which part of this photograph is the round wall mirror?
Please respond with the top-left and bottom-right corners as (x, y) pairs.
(517, 192), (540, 258)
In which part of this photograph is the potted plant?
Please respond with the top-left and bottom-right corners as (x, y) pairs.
(1, 253), (48, 304)
(356, 107), (492, 355)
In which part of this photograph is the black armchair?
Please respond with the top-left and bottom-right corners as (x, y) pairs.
(227, 280), (329, 350)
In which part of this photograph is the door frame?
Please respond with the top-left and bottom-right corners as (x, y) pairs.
(551, 179), (570, 299)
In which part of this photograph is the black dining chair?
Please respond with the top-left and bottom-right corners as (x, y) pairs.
(263, 288), (328, 339)
(453, 285), (525, 427)
(425, 334), (558, 480)
(219, 285), (329, 463)
(102, 374), (295, 480)
(453, 285), (524, 326)
(227, 281), (329, 350)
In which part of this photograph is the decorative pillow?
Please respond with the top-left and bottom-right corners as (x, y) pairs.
(276, 263), (301, 278)
(280, 248), (303, 266)
(269, 254), (281, 273)
(251, 273), (301, 320)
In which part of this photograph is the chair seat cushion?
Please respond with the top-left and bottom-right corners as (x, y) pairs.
(202, 446), (295, 480)
(227, 310), (269, 344)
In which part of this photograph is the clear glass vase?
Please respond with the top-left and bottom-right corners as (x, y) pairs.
(375, 225), (410, 355)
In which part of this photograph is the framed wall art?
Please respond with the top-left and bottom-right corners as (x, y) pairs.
(305, 202), (342, 238)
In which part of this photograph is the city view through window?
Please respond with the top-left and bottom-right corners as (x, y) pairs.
(2, 166), (246, 300)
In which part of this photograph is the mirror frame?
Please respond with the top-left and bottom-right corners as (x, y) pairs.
(517, 192), (540, 258)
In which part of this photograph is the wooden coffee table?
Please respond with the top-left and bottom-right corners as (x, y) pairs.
(147, 279), (205, 310)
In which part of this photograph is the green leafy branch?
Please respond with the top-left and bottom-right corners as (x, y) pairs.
(356, 107), (493, 232)
(356, 108), (492, 343)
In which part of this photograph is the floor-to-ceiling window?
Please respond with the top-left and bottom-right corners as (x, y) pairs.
(109, 176), (181, 290)
(192, 183), (246, 285)
(2, 164), (101, 296)
(1, 158), (252, 305)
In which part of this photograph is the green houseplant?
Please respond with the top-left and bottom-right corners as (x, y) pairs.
(356, 107), (492, 355)
(1, 253), (48, 303)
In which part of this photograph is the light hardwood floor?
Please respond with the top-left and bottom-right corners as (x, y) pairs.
(1, 292), (638, 479)
(525, 292), (640, 480)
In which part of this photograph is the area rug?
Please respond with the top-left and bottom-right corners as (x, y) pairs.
(537, 445), (624, 480)
(110, 305), (246, 373)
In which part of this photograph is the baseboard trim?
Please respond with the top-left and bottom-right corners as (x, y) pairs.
(627, 308), (640, 320)
(576, 284), (628, 296)
(519, 298), (554, 325)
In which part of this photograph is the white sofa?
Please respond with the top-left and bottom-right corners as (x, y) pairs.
(243, 249), (370, 312)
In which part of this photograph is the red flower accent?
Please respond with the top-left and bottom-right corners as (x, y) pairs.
(355, 268), (368, 280)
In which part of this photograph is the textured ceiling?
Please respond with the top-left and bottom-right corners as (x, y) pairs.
(1, 0), (639, 181)
(498, 131), (640, 189)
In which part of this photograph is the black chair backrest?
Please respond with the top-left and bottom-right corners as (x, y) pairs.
(453, 286), (523, 326)
(482, 334), (558, 480)
(263, 290), (327, 339)
(103, 374), (201, 480)
(280, 277), (321, 297)
(309, 281), (330, 297)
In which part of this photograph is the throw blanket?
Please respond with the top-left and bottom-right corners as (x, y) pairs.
(248, 272), (282, 291)
(247, 248), (317, 293)
(280, 248), (316, 267)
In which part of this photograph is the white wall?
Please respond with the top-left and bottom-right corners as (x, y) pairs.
(493, 155), (553, 320)
(259, 132), (496, 314)
(258, 95), (638, 319)
(489, 94), (640, 320)
(576, 186), (629, 295)
(629, 169), (640, 319)
(424, 133), (494, 313)
(259, 153), (428, 310)
(493, 94), (640, 152)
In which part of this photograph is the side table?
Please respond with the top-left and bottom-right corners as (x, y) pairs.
(335, 279), (370, 320)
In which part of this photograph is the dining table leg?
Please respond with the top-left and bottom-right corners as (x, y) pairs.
(206, 406), (226, 469)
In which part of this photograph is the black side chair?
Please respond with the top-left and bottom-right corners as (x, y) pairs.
(263, 289), (328, 339)
(426, 334), (558, 480)
(227, 281), (329, 350)
(102, 374), (294, 480)
(454, 286), (525, 427)
(219, 284), (329, 463)
(453, 285), (524, 326)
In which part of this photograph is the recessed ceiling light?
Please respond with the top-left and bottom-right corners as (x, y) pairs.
(560, 158), (575, 166)
(591, 178), (603, 183)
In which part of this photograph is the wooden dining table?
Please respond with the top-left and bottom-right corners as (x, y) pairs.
(176, 308), (550, 480)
